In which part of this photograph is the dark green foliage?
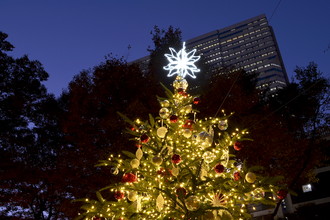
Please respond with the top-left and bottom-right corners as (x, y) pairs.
(62, 56), (161, 153)
(269, 62), (329, 138)
(0, 31), (66, 219)
(148, 26), (182, 88)
(56, 55), (163, 218)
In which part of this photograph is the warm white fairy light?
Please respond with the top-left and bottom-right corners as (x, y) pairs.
(163, 42), (200, 79)
(77, 46), (282, 220)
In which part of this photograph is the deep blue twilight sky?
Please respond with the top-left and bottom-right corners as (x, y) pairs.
(1, 0), (329, 96)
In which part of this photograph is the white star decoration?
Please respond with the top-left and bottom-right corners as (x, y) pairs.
(163, 42), (201, 79)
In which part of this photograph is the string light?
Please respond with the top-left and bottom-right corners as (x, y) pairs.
(76, 44), (282, 220)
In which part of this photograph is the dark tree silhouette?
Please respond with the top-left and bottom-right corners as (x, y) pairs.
(268, 62), (330, 217)
(148, 26), (183, 89)
(57, 56), (162, 218)
(0, 31), (66, 219)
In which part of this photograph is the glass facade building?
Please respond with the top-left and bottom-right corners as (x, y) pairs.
(133, 14), (288, 92)
(186, 14), (288, 92)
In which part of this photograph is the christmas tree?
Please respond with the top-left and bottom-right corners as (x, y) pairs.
(75, 43), (282, 220)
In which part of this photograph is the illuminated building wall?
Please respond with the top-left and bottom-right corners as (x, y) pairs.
(186, 14), (288, 94)
(133, 14), (288, 94)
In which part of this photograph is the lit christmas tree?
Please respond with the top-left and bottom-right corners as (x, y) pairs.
(76, 43), (282, 220)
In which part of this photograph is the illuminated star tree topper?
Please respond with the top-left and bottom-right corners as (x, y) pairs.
(163, 42), (201, 79)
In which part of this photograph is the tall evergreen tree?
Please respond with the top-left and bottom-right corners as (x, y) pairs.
(75, 43), (282, 220)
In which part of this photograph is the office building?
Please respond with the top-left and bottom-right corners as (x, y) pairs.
(133, 14), (289, 93)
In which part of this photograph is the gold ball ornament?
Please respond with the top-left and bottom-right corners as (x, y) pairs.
(157, 127), (168, 138)
(160, 100), (170, 107)
(203, 151), (216, 163)
(172, 166), (179, 176)
(218, 120), (228, 130)
(183, 104), (192, 114)
(196, 131), (213, 147)
(252, 188), (265, 199)
(159, 107), (170, 119)
(245, 172), (257, 183)
(130, 159), (140, 169)
(203, 211), (216, 220)
(173, 78), (188, 90)
(128, 191), (137, 201)
(152, 156), (163, 166)
(185, 196), (200, 211)
(182, 129), (192, 138)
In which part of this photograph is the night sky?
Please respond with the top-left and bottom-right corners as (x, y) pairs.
(1, 0), (329, 96)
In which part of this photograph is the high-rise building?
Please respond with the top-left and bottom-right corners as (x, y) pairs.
(133, 14), (288, 93)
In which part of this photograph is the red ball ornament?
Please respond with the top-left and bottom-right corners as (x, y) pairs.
(277, 190), (287, 200)
(234, 171), (241, 181)
(177, 88), (188, 96)
(177, 88), (184, 93)
(233, 141), (243, 151)
(193, 97), (201, 105)
(182, 120), (194, 129)
(171, 154), (182, 164)
(214, 164), (225, 173)
(170, 115), (178, 123)
(140, 134), (150, 143)
(157, 168), (165, 175)
(176, 187), (187, 197)
(129, 125), (136, 131)
(114, 191), (125, 200)
(121, 173), (137, 183)
(157, 168), (172, 177)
